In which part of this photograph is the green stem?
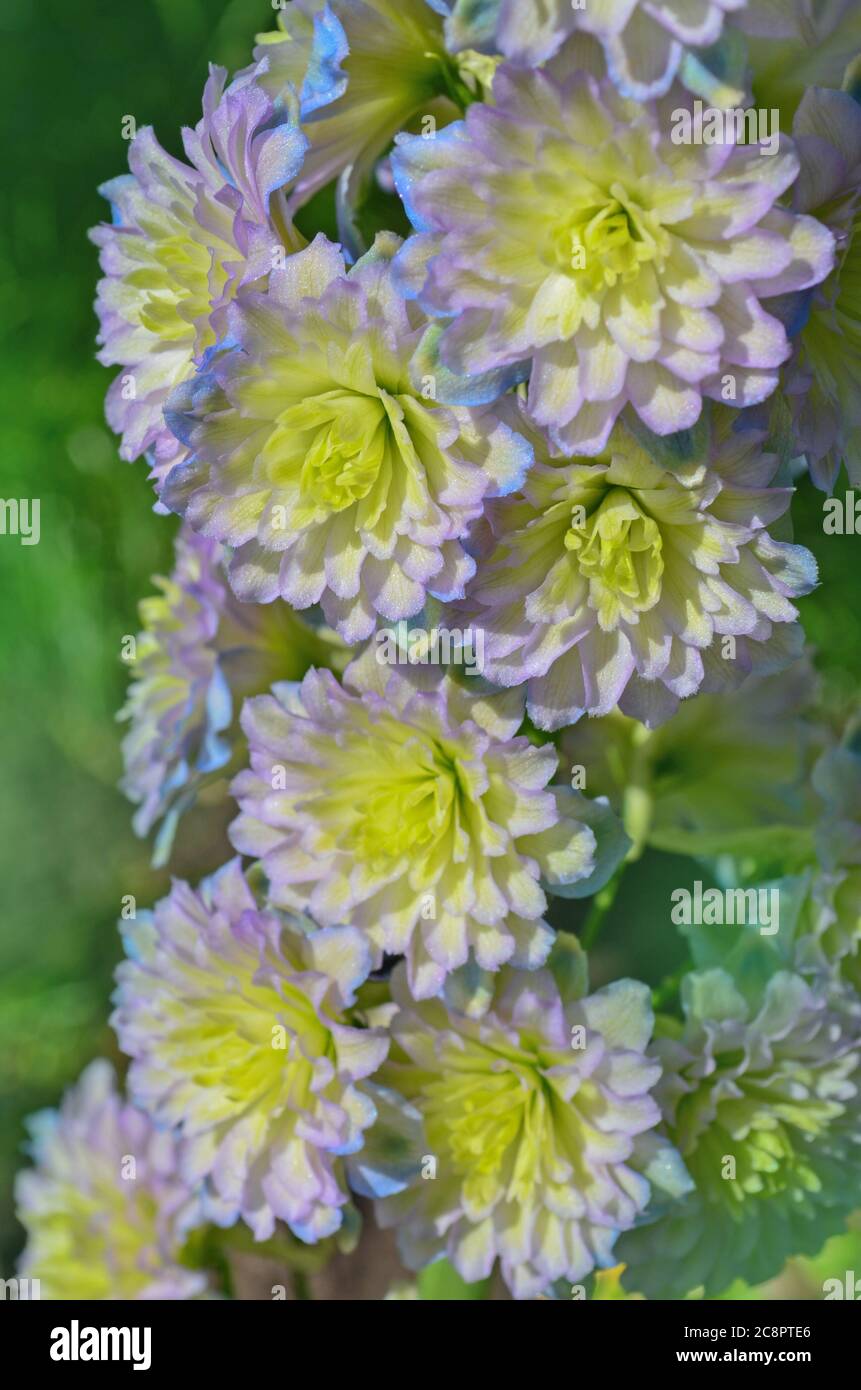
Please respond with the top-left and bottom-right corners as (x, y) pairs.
(581, 865), (626, 950)
(652, 962), (690, 1010)
(428, 53), (470, 114)
(622, 724), (655, 861)
(580, 725), (656, 950)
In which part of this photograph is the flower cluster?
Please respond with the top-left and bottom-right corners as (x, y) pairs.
(616, 969), (861, 1297)
(112, 860), (388, 1243)
(447, 406), (814, 729)
(90, 65), (308, 489)
(782, 87), (861, 490)
(15, 1061), (205, 1300)
(163, 233), (530, 639)
(434, 0), (748, 96)
(16, 0), (861, 1303)
(391, 64), (834, 454)
(230, 647), (609, 999)
(120, 525), (345, 861)
(369, 938), (691, 1298)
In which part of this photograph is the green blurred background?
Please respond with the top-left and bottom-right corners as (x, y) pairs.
(1, 0), (860, 1290)
(0, 0), (274, 1275)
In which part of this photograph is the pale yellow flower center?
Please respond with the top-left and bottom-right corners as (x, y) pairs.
(181, 974), (331, 1116)
(273, 376), (419, 522)
(555, 183), (668, 289)
(340, 736), (466, 870)
(299, 415), (384, 510)
(421, 1039), (557, 1211)
(565, 486), (664, 625)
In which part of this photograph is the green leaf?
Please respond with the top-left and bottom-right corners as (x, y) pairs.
(676, 874), (810, 1006)
(418, 1258), (490, 1301)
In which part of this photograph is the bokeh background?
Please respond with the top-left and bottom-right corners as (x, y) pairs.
(1, 0), (860, 1294)
(0, 0), (275, 1277)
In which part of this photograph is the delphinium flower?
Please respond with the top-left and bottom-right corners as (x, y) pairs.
(76, 0), (861, 1310)
(366, 936), (691, 1299)
(120, 525), (346, 864)
(778, 87), (861, 490)
(430, 0), (748, 98)
(112, 858), (388, 1243)
(230, 646), (619, 1000)
(446, 405), (816, 729)
(15, 1060), (205, 1300)
(162, 233), (531, 643)
(391, 65), (835, 453)
(616, 968), (861, 1298)
(561, 660), (820, 862)
(252, 0), (497, 239)
(90, 64), (307, 490)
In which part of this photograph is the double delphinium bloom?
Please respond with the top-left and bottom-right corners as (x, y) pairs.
(367, 937), (692, 1298)
(15, 1061), (205, 1300)
(229, 646), (607, 999)
(112, 859), (389, 1244)
(14, 0), (861, 1301)
(391, 60), (834, 452)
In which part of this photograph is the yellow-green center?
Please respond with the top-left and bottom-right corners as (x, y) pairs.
(566, 486), (664, 627)
(555, 183), (668, 289)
